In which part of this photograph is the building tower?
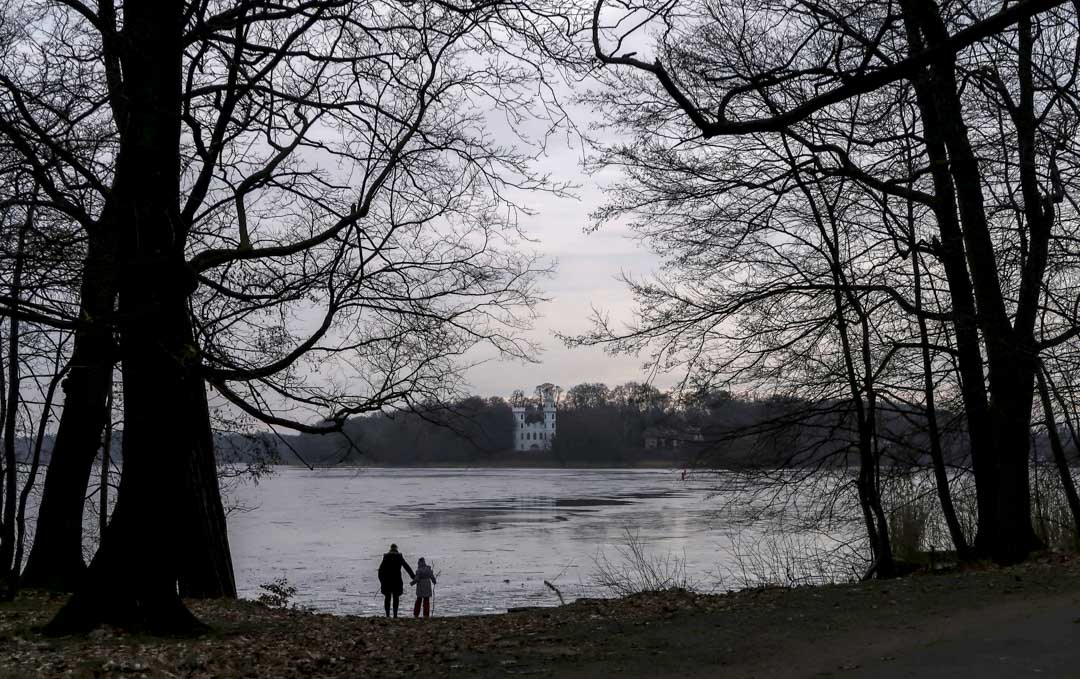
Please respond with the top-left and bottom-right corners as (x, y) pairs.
(512, 384), (558, 451)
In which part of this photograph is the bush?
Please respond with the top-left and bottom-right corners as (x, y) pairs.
(591, 529), (697, 596)
(722, 531), (863, 588)
(1031, 465), (1080, 552)
(256, 577), (297, 609)
(882, 476), (934, 562)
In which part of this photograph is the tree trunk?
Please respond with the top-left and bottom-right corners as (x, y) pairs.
(858, 317), (894, 578)
(14, 362), (67, 594)
(45, 292), (212, 634)
(0, 218), (27, 598)
(178, 378), (236, 599)
(784, 142), (895, 577)
(903, 56), (998, 557)
(911, 244), (969, 557)
(987, 360), (1042, 562)
(901, 0), (1042, 562)
(44, 0), (231, 633)
(20, 240), (116, 591)
(99, 390), (112, 542)
(1035, 368), (1080, 540)
(974, 16), (1048, 564)
(21, 237), (234, 600)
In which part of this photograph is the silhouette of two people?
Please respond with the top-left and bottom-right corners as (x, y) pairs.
(378, 543), (439, 618)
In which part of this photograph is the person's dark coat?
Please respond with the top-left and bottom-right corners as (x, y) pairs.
(378, 550), (415, 596)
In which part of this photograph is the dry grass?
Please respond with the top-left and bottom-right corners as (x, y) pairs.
(591, 529), (698, 596)
(1031, 467), (1080, 552)
(721, 530), (864, 588)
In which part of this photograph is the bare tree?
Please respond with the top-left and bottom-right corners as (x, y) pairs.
(587, 0), (1080, 564)
(0, 0), (578, 633)
(1035, 365), (1080, 536)
(0, 185), (76, 599)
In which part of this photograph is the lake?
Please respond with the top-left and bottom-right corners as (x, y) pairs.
(226, 467), (739, 616)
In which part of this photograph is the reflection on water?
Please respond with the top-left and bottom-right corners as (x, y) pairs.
(227, 467), (725, 616)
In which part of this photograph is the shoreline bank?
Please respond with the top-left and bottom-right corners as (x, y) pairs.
(3, 554), (1080, 677)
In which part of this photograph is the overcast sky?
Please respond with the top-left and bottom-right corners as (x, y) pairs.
(459, 117), (670, 399)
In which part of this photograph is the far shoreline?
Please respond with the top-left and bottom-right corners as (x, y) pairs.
(270, 458), (691, 470)
(69, 458), (697, 471)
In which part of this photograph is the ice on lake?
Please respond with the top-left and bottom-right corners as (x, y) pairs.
(227, 467), (730, 616)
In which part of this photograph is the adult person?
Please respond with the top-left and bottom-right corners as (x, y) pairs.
(411, 557), (438, 618)
(377, 543), (415, 618)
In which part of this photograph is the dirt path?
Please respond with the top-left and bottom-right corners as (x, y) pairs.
(456, 557), (1080, 678)
(839, 597), (1080, 678)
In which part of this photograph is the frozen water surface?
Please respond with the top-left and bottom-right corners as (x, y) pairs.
(226, 467), (728, 616)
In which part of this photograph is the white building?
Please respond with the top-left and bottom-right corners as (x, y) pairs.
(512, 385), (558, 451)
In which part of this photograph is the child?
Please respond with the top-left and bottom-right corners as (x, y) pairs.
(411, 557), (437, 618)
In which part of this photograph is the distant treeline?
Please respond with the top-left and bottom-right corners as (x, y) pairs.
(263, 382), (992, 468)
(281, 396), (514, 466)
(264, 382), (689, 466)
(18, 382), (1072, 470)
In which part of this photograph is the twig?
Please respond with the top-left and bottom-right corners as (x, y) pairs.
(543, 579), (565, 605)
